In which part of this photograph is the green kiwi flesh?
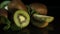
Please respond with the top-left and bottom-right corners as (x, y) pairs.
(33, 14), (54, 23)
(13, 10), (30, 29)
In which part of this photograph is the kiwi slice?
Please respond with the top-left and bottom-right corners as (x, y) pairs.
(31, 14), (54, 28)
(13, 10), (30, 29)
(0, 1), (10, 10)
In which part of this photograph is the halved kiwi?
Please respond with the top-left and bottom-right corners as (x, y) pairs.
(31, 14), (54, 28)
(13, 10), (30, 29)
(0, 1), (10, 10)
(33, 14), (54, 23)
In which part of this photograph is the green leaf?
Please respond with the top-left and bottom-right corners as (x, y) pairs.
(26, 5), (31, 15)
(0, 16), (11, 30)
(0, 1), (10, 9)
(10, 24), (20, 31)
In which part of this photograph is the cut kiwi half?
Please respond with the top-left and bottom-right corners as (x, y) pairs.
(31, 13), (54, 28)
(33, 14), (54, 23)
(13, 10), (30, 29)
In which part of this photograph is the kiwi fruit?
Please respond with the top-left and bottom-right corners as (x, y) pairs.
(33, 14), (54, 23)
(13, 10), (30, 29)
(30, 3), (47, 15)
(31, 14), (54, 28)
(0, 9), (8, 18)
(0, 1), (10, 10)
(8, 0), (27, 11)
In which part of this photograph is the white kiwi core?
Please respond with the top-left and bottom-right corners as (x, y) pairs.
(18, 15), (26, 22)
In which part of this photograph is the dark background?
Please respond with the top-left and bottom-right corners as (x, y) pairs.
(0, 0), (59, 34)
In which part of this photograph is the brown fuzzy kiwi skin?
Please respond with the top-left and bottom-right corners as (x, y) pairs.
(39, 22), (49, 28)
(31, 18), (49, 28)
(8, 0), (27, 11)
(30, 3), (48, 15)
(0, 9), (8, 18)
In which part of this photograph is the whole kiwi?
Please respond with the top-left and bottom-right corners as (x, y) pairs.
(30, 3), (48, 15)
(8, 0), (27, 11)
